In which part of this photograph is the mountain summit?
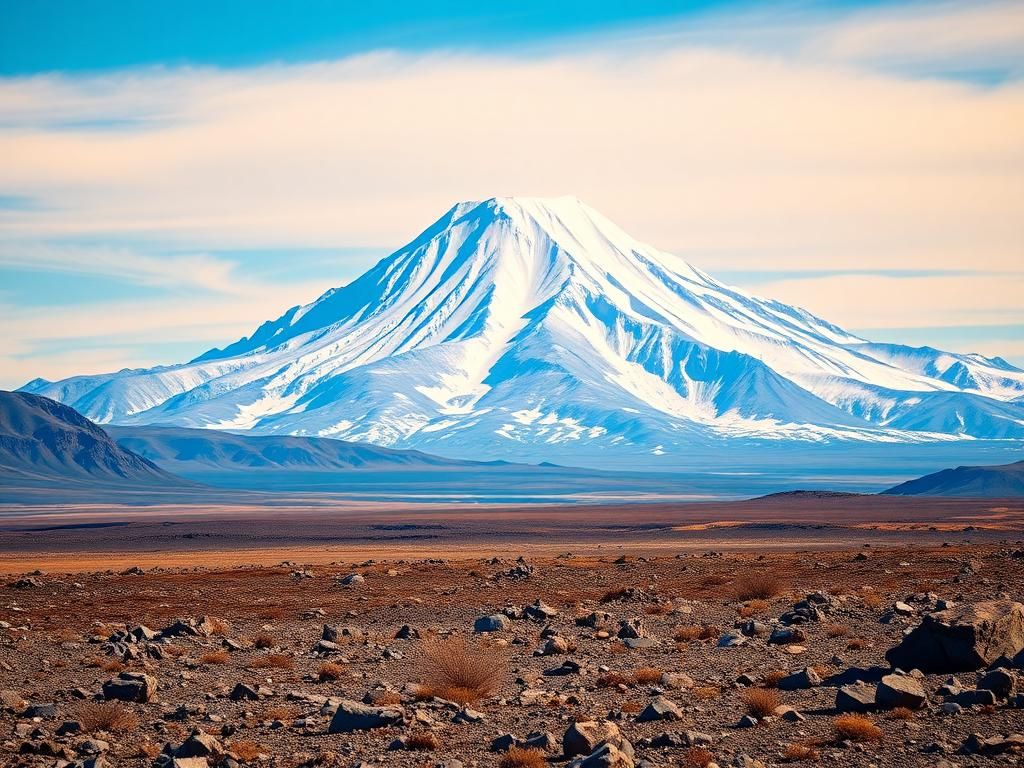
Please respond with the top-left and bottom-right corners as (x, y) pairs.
(23, 197), (1024, 463)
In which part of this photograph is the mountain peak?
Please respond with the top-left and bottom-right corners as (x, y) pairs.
(21, 199), (1024, 457)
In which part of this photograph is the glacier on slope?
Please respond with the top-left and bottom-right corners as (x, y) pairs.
(22, 197), (1024, 464)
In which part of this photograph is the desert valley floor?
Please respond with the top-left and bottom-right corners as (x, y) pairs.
(1, 495), (1023, 768)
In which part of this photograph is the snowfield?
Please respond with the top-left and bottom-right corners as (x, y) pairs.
(22, 197), (1024, 462)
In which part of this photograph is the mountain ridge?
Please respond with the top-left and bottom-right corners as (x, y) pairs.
(21, 197), (1024, 464)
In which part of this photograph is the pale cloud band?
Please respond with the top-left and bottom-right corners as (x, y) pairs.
(0, 0), (1022, 388)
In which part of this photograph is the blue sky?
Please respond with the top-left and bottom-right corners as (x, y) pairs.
(0, 0), (1022, 388)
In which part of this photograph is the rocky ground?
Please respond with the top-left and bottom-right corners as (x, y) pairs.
(1, 542), (1023, 768)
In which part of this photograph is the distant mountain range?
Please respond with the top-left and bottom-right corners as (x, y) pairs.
(20, 197), (1024, 466)
(884, 459), (1024, 497)
(0, 390), (181, 487)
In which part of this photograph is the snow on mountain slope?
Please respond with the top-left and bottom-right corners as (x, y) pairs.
(21, 197), (1024, 462)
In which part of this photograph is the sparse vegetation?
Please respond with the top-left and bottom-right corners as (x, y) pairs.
(741, 687), (781, 718)
(632, 666), (663, 684)
(74, 702), (139, 733)
(846, 638), (868, 651)
(783, 743), (820, 761)
(253, 633), (275, 649)
(498, 747), (547, 768)
(674, 625), (702, 642)
(684, 747), (715, 767)
(763, 670), (788, 688)
(734, 572), (786, 601)
(229, 741), (264, 761)
(406, 731), (440, 751)
(317, 662), (345, 681)
(888, 706), (915, 720)
(693, 686), (720, 700)
(833, 714), (883, 743)
(599, 586), (631, 603)
(415, 635), (508, 705)
(199, 650), (229, 665)
(826, 623), (849, 638)
(249, 653), (293, 670)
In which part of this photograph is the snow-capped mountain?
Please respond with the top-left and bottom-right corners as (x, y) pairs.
(22, 197), (1024, 463)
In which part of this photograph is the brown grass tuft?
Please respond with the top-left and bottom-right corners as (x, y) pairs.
(406, 732), (440, 751)
(783, 743), (820, 762)
(846, 638), (867, 651)
(102, 659), (125, 673)
(229, 741), (264, 761)
(741, 688), (781, 719)
(861, 592), (883, 609)
(207, 616), (230, 636)
(620, 700), (643, 714)
(693, 686), (720, 700)
(643, 602), (673, 615)
(632, 667), (664, 685)
(825, 623), (849, 638)
(255, 607), (285, 620)
(762, 670), (787, 688)
(199, 650), (230, 665)
(833, 714), (882, 743)
(317, 662), (345, 681)
(498, 747), (547, 768)
(888, 706), (915, 721)
(733, 572), (786, 601)
(674, 625), (702, 642)
(597, 672), (631, 688)
(415, 635), (507, 705)
(249, 653), (293, 670)
(253, 633), (275, 649)
(599, 586), (631, 603)
(74, 701), (139, 733)
(684, 747), (715, 767)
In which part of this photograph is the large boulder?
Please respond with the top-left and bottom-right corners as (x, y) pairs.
(885, 601), (1024, 672)
(102, 672), (157, 703)
(328, 699), (404, 733)
(563, 720), (633, 759)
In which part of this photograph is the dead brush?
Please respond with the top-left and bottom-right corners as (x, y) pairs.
(102, 659), (125, 673)
(405, 731), (440, 751)
(674, 625), (702, 642)
(888, 707), (915, 721)
(74, 702), (139, 733)
(255, 607), (285, 620)
(833, 714), (882, 743)
(684, 747), (715, 767)
(498, 747), (547, 768)
(632, 667), (664, 685)
(317, 662), (345, 682)
(825, 623), (849, 638)
(206, 617), (230, 636)
(199, 650), (230, 665)
(693, 686), (720, 700)
(846, 638), (868, 651)
(229, 741), (264, 761)
(414, 634), (508, 705)
(782, 743), (820, 762)
(741, 688), (781, 719)
(597, 672), (631, 688)
(620, 700), (643, 714)
(861, 592), (883, 609)
(599, 586), (632, 603)
(733, 573), (786, 601)
(253, 633), (275, 649)
(737, 599), (769, 618)
(762, 670), (788, 688)
(249, 653), (293, 670)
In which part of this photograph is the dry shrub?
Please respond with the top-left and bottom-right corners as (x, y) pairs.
(406, 732), (440, 751)
(597, 672), (630, 688)
(674, 625), (702, 642)
(136, 742), (162, 760)
(684, 747), (715, 767)
(163, 644), (186, 658)
(783, 744), (819, 762)
(693, 686), (720, 700)
(606, 641), (627, 654)
(263, 705), (296, 721)
(498, 747), (547, 768)
(741, 688), (781, 719)
(846, 638), (867, 651)
(620, 701), (643, 714)
(102, 659), (125, 673)
(256, 607), (285, 620)
(253, 633), (275, 649)
(410, 683), (434, 701)
(632, 667), (664, 685)
(199, 650), (229, 665)
(733, 573), (785, 601)
(861, 593), (883, 609)
(888, 707), (915, 721)
(763, 670), (787, 689)
(643, 602), (673, 615)
(250, 653), (293, 670)
(825, 624), (849, 638)
(372, 691), (402, 706)
(699, 574), (729, 588)
(599, 586), (631, 603)
(415, 635), (507, 705)
(84, 655), (106, 668)
(697, 625), (720, 641)
(833, 714), (882, 743)
(317, 662), (344, 681)
(75, 701), (139, 733)
(207, 617), (230, 636)
(230, 741), (264, 761)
